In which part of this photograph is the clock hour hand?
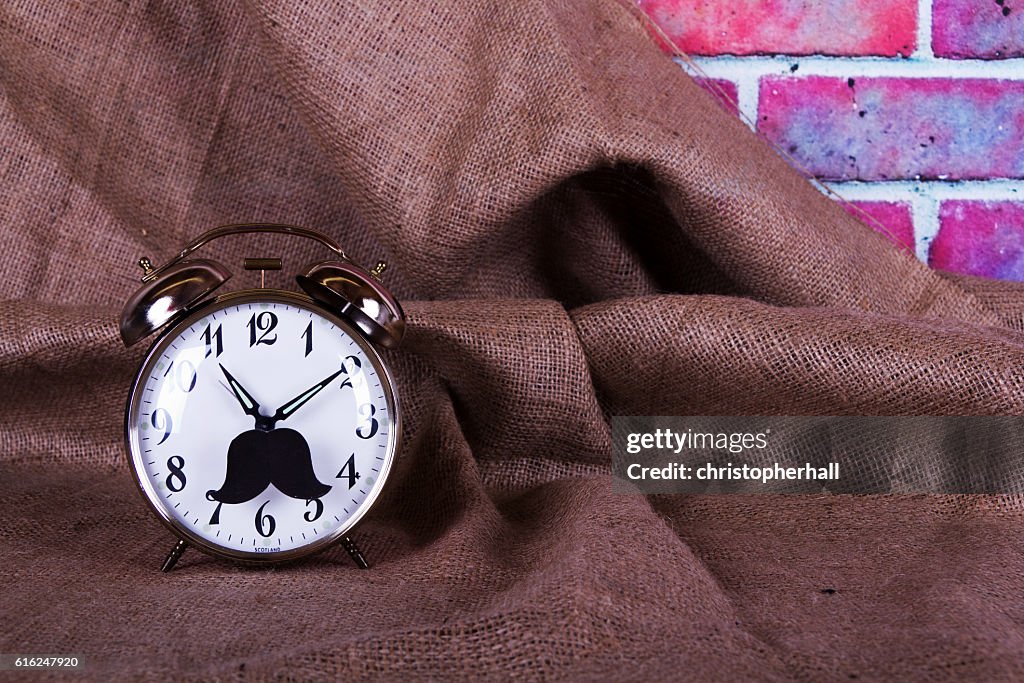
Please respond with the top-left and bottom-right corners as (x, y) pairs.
(271, 367), (345, 424)
(218, 363), (263, 423)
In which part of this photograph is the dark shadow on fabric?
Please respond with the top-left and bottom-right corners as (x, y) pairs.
(528, 164), (747, 309)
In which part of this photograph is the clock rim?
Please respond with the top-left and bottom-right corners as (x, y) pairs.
(123, 288), (401, 564)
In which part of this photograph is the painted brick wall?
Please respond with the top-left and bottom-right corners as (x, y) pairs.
(638, 0), (1024, 281)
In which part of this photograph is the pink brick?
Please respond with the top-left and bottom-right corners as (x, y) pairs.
(636, 0), (916, 56)
(933, 0), (1024, 59)
(930, 202), (1024, 280)
(843, 201), (915, 252)
(759, 77), (1024, 181)
(695, 78), (738, 115)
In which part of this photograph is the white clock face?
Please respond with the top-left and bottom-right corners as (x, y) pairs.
(126, 292), (398, 560)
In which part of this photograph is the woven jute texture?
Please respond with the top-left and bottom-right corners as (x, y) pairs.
(3, 1), (1024, 681)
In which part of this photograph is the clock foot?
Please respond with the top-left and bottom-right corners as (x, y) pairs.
(340, 536), (369, 569)
(160, 539), (189, 572)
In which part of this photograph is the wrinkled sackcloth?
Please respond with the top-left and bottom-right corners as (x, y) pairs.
(3, 0), (1024, 680)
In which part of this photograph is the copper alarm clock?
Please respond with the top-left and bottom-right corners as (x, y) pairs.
(119, 224), (403, 571)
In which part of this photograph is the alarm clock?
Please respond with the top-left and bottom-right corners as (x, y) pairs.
(118, 224), (404, 572)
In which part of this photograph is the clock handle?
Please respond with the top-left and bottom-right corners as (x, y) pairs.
(120, 223), (384, 348)
(138, 223), (349, 285)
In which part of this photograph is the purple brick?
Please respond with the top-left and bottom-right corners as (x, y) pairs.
(933, 0), (1024, 59)
(695, 78), (739, 115)
(636, 0), (916, 56)
(759, 77), (1024, 181)
(930, 202), (1024, 280)
(844, 201), (915, 251)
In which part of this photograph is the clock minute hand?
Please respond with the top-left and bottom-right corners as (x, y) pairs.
(218, 363), (263, 422)
(271, 368), (346, 424)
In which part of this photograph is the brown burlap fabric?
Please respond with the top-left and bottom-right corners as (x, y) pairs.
(3, 1), (1024, 680)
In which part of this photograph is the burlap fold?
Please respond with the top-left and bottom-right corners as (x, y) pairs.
(3, 0), (1024, 680)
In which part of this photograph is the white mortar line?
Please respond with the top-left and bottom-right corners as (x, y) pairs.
(682, 55), (1024, 80)
(734, 73), (760, 131)
(824, 180), (1024, 201)
(916, 0), (935, 60)
(911, 193), (942, 263)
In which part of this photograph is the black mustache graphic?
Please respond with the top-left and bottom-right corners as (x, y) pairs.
(206, 428), (332, 504)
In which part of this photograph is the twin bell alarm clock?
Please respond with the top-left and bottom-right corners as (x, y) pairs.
(119, 224), (404, 572)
